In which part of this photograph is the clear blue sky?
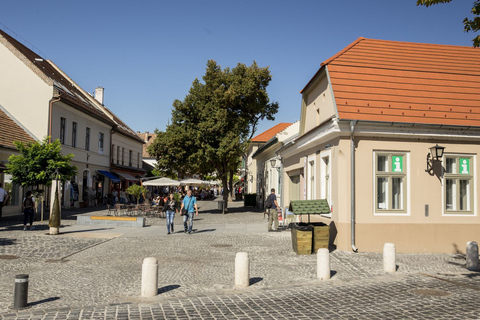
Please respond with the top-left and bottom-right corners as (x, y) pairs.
(0, 1), (476, 136)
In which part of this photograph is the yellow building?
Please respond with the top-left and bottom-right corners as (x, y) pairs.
(280, 38), (480, 253)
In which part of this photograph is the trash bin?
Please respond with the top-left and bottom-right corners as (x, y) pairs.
(290, 223), (313, 255)
(218, 200), (224, 211)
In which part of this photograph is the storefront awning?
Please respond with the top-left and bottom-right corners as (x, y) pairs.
(114, 171), (138, 181)
(98, 170), (121, 183)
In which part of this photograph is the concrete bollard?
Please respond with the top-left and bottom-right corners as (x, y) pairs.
(466, 241), (479, 271)
(383, 243), (396, 274)
(316, 248), (330, 280)
(235, 252), (250, 288)
(141, 257), (158, 297)
(13, 274), (29, 309)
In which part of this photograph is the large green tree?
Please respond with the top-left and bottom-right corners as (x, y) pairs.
(6, 137), (77, 192)
(417, 0), (480, 47)
(149, 60), (279, 210)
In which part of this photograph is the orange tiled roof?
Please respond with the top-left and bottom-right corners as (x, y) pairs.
(251, 123), (292, 142)
(0, 108), (35, 149)
(304, 38), (480, 127)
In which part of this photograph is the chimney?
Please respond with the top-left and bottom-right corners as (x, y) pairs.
(95, 87), (104, 105)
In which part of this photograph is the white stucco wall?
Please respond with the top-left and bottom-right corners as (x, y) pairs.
(0, 41), (52, 140)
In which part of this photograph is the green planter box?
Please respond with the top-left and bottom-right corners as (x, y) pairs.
(243, 193), (256, 207)
(312, 222), (330, 253)
(291, 223), (313, 255)
(288, 200), (331, 255)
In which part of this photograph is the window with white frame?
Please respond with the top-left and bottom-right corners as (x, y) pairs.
(98, 132), (104, 154)
(444, 155), (474, 214)
(60, 117), (66, 144)
(308, 159), (315, 200)
(71, 122), (77, 147)
(85, 127), (90, 151)
(320, 150), (331, 209)
(374, 152), (407, 214)
(117, 146), (120, 164)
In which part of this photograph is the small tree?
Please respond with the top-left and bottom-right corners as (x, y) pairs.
(6, 137), (76, 219)
(126, 184), (146, 205)
(6, 137), (76, 189)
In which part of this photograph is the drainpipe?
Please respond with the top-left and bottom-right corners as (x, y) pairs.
(350, 120), (359, 253)
(48, 96), (62, 142)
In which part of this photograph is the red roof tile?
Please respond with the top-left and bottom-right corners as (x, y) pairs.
(251, 123), (292, 142)
(305, 38), (480, 127)
(0, 108), (35, 149)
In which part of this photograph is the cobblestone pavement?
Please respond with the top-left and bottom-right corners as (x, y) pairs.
(1, 199), (479, 319)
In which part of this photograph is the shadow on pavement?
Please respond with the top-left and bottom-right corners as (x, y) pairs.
(202, 206), (264, 215)
(28, 296), (60, 307)
(0, 238), (17, 245)
(60, 228), (114, 235)
(158, 285), (181, 294)
(249, 277), (263, 285)
(193, 229), (216, 234)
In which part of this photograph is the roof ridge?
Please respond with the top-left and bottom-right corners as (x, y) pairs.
(361, 37), (480, 51)
(321, 37), (366, 66)
(251, 122), (293, 142)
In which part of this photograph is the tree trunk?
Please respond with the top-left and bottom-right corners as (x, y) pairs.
(222, 174), (229, 214)
(228, 170), (234, 203)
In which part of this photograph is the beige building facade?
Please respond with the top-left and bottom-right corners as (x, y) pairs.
(280, 38), (480, 253)
(0, 30), (143, 210)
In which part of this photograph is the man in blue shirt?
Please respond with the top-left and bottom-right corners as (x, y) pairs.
(180, 189), (199, 234)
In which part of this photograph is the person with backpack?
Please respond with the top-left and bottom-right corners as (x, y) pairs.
(180, 189), (198, 234)
(265, 188), (280, 232)
(23, 191), (35, 231)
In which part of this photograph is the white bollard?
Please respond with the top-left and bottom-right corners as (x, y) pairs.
(466, 241), (479, 271)
(383, 243), (396, 274)
(317, 248), (330, 280)
(141, 257), (158, 297)
(235, 252), (250, 288)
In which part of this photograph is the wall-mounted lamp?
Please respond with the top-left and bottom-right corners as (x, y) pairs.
(270, 159), (277, 167)
(426, 144), (445, 173)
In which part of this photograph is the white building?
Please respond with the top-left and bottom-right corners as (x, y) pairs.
(0, 29), (143, 209)
(251, 122), (299, 209)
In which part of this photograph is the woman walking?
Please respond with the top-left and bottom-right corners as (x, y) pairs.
(23, 191), (35, 231)
(163, 193), (179, 234)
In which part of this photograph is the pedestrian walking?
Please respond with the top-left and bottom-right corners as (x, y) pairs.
(265, 188), (280, 232)
(163, 193), (179, 234)
(0, 182), (8, 220)
(180, 189), (198, 234)
(23, 191), (35, 231)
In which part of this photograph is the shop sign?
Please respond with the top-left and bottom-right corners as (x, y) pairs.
(460, 158), (470, 174)
(392, 156), (403, 173)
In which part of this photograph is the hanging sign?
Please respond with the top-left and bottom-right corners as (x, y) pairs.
(460, 158), (470, 174)
(392, 156), (403, 173)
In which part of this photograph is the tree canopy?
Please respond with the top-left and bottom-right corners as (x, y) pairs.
(6, 137), (77, 190)
(417, 0), (480, 47)
(148, 60), (279, 209)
